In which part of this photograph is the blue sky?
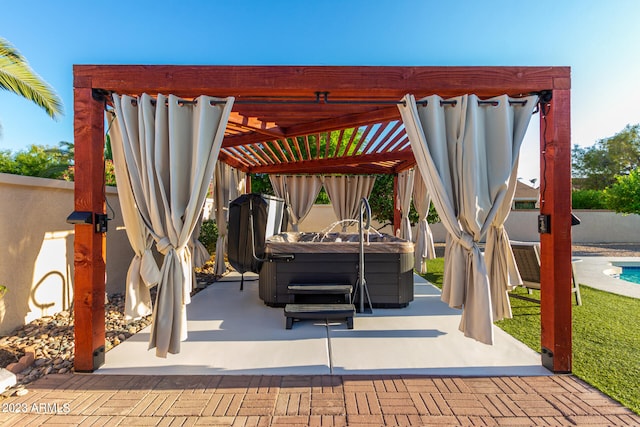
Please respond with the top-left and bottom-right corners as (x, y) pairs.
(1, 0), (639, 181)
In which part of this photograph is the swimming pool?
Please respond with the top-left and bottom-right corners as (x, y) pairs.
(620, 267), (640, 284)
(609, 262), (640, 285)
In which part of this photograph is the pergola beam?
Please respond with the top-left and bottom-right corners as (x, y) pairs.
(74, 65), (568, 98)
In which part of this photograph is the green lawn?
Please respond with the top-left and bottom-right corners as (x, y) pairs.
(422, 258), (640, 415)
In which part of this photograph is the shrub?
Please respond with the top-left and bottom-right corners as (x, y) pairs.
(571, 189), (607, 209)
(198, 220), (218, 254)
(605, 169), (640, 215)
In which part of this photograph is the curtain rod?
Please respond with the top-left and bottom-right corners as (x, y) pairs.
(124, 91), (536, 107)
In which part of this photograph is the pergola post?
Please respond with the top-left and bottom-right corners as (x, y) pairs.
(245, 173), (252, 194)
(539, 89), (572, 373)
(393, 174), (401, 237)
(72, 86), (106, 372)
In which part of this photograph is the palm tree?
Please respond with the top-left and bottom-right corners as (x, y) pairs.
(0, 37), (63, 120)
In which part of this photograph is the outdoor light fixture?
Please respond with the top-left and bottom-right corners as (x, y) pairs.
(66, 211), (93, 225)
(66, 211), (109, 233)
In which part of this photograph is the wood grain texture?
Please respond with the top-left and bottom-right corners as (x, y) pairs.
(73, 87), (106, 372)
(74, 65), (569, 98)
(539, 89), (573, 373)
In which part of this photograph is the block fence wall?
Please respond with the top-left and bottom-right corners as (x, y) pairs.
(0, 173), (133, 334)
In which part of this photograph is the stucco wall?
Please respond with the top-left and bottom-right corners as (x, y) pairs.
(299, 205), (640, 244)
(425, 209), (640, 243)
(0, 173), (133, 334)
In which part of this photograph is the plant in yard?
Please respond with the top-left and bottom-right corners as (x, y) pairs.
(0, 285), (6, 299)
(0, 37), (63, 119)
(198, 219), (218, 254)
(571, 189), (608, 209)
(605, 168), (640, 215)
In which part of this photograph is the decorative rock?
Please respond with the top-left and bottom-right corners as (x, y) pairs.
(15, 388), (29, 396)
(0, 291), (158, 387)
(19, 353), (35, 367)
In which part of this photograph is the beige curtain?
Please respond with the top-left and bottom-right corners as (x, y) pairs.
(397, 169), (414, 240)
(112, 93), (233, 357)
(213, 163), (231, 276)
(230, 167), (246, 202)
(190, 213), (210, 269)
(482, 101), (538, 320)
(212, 164), (246, 275)
(269, 175), (322, 231)
(323, 175), (376, 231)
(399, 93), (537, 344)
(269, 175), (286, 199)
(412, 167), (436, 273)
(109, 113), (155, 321)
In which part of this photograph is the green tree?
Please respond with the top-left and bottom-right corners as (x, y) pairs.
(0, 37), (63, 119)
(0, 142), (72, 178)
(605, 168), (640, 215)
(572, 124), (640, 190)
(368, 174), (439, 229)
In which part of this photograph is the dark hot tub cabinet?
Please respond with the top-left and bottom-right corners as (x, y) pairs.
(259, 232), (415, 308)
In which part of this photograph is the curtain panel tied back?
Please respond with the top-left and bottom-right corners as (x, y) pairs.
(412, 167), (436, 273)
(111, 93), (234, 357)
(399, 93), (538, 344)
(397, 169), (414, 240)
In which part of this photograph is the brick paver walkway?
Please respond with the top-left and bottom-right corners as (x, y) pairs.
(1, 374), (638, 426)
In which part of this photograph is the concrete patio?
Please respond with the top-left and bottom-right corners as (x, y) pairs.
(94, 274), (548, 377)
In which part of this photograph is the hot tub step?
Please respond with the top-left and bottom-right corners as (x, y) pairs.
(284, 303), (355, 329)
(288, 283), (353, 304)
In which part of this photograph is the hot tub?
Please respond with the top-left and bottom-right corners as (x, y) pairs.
(258, 232), (415, 307)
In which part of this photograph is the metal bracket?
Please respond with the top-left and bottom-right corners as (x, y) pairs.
(541, 347), (554, 370)
(74, 345), (105, 373)
(95, 213), (109, 233)
(539, 90), (553, 104)
(92, 88), (110, 102)
(538, 214), (551, 234)
(93, 345), (105, 370)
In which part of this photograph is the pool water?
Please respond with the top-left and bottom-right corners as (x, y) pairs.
(620, 266), (640, 285)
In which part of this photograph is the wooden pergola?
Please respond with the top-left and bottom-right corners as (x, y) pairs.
(73, 65), (572, 373)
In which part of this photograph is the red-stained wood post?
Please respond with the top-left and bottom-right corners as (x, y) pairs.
(393, 174), (401, 237)
(73, 86), (106, 372)
(245, 173), (252, 193)
(539, 89), (572, 373)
